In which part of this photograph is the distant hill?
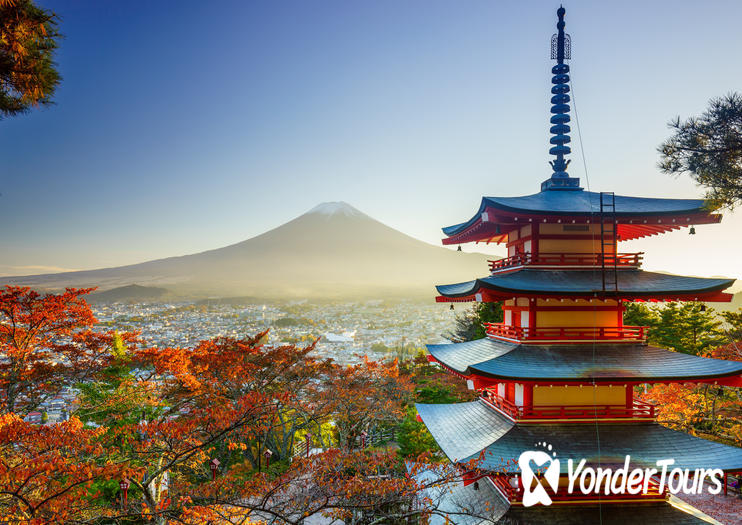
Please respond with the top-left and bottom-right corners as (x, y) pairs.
(87, 284), (172, 304)
(1, 202), (491, 300)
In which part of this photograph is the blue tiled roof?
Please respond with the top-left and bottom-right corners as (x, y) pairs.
(414, 467), (509, 525)
(435, 269), (734, 298)
(442, 191), (709, 237)
(501, 502), (714, 525)
(472, 344), (742, 381)
(417, 401), (742, 474)
(416, 401), (514, 462)
(417, 461), (714, 524)
(428, 340), (742, 381)
(427, 339), (517, 373)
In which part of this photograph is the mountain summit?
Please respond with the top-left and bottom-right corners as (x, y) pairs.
(305, 201), (365, 218)
(2, 203), (489, 299)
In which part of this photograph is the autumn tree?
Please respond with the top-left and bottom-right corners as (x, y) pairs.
(0, 0), (61, 118)
(0, 286), (139, 523)
(659, 92), (742, 209)
(642, 369), (742, 446)
(0, 412), (135, 524)
(1, 287), (492, 524)
(632, 303), (742, 446)
(327, 357), (413, 451)
(0, 286), (138, 415)
(177, 450), (493, 525)
(625, 301), (742, 446)
(70, 333), (420, 523)
(124, 334), (343, 499)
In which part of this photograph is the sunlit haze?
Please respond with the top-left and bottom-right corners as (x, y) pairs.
(2, 0), (741, 290)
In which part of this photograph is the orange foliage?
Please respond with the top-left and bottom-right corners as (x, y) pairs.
(0, 286), (137, 415)
(0, 413), (134, 523)
(329, 356), (414, 449)
(0, 287), (480, 523)
(641, 343), (742, 446)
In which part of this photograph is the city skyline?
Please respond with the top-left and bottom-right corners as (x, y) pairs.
(2, 0), (742, 286)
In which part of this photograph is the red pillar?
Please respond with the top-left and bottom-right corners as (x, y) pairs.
(506, 383), (515, 402)
(625, 383), (633, 409)
(524, 384), (533, 415)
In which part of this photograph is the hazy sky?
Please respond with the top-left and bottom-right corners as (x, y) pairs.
(2, 0), (741, 288)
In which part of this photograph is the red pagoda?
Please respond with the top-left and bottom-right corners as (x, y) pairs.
(417, 7), (742, 524)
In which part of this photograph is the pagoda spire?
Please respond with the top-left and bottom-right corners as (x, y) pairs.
(542, 6), (582, 191)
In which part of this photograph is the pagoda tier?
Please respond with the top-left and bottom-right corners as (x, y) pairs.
(441, 192), (721, 245)
(418, 6), (742, 521)
(422, 484), (715, 524)
(426, 340), (742, 386)
(435, 269), (734, 303)
(415, 475), (717, 524)
(497, 501), (718, 524)
(416, 400), (742, 474)
(415, 466), (510, 525)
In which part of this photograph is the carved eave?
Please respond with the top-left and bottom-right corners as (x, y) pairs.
(435, 269), (735, 303)
(441, 197), (722, 245)
(426, 341), (742, 387)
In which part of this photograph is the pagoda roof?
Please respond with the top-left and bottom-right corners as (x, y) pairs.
(500, 501), (717, 525)
(435, 268), (734, 302)
(441, 191), (721, 244)
(414, 467), (509, 525)
(427, 338), (517, 374)
(418, 470), (714, 525)
(427, 339), (742, 383)
(416, 400), (742, 473)
(419, 475), (715, 524)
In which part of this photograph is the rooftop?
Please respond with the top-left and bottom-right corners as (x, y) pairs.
(499, 502), (718, 525)
(441, 192), (721, 245)
(435, 268), (734, 302)
(414, 467), (509, 525)
(416, 400), (742, 474)
(426, 339), (742, 384)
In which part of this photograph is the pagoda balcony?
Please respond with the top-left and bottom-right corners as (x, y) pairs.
(488, 252), (643, 272)
(482, 394), (657, 422)
(484, 323), (649, 344)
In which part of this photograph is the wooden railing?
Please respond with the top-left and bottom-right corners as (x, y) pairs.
(482, 394), (656, 421)
(488, 252), (643, 272)
(489, 475), (520, 501)
(482, 393), (520, 420)
(484, 323), (648, 343)
(521, 399), (656, 420)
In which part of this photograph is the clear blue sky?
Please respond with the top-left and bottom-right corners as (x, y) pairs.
(2, 0), (741, 286)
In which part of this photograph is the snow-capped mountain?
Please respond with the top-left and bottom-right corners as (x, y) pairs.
(2, 202), (489, 299)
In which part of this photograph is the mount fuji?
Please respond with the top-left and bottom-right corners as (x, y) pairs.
(1, 202), (490, 300)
